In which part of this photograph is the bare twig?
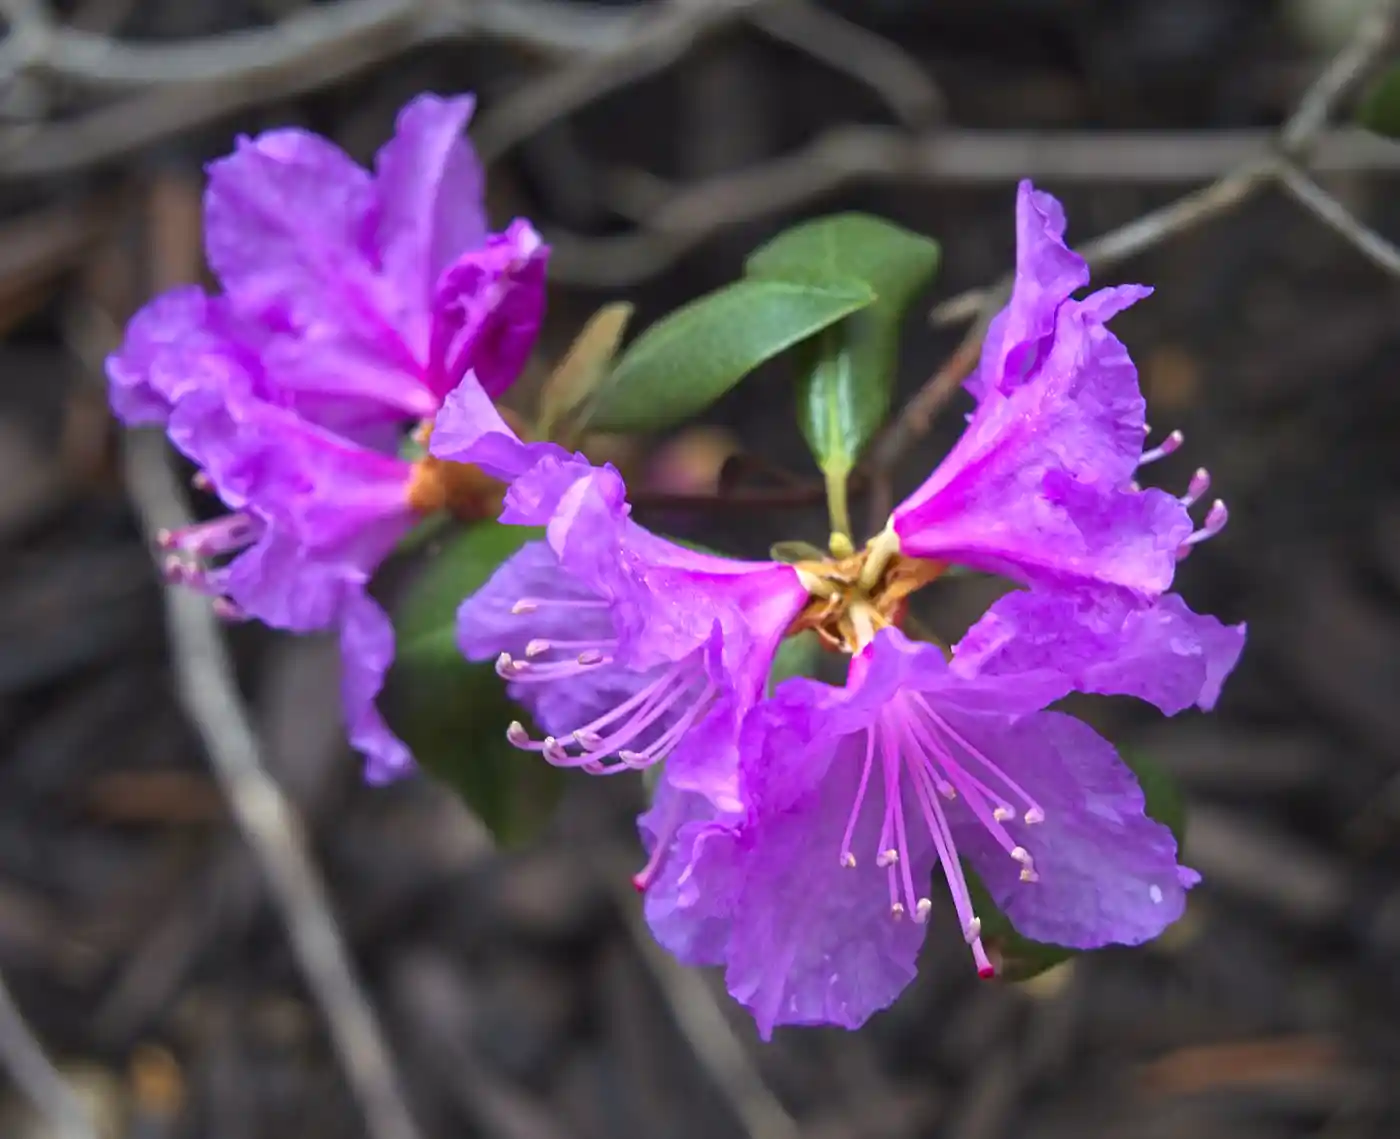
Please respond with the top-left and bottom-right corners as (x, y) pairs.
(749, 0), (945, 129)
(0, 0), (646, 91)
(472, 0), (771, 162)
(546, 126), (1400, 285)
(1279, 164), (1400, 277)
(120, 430), (424, 1139)
(0, 970), (97, 1139)
(864, 0), (1400, 509)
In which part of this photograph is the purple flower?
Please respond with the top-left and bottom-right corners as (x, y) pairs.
(106, 92), (551, 782)
(881, 180), (1224, 602)
(453, 456), (811, 812)
(641, 628), (1198, 1038)
(108, 93), (547, 436)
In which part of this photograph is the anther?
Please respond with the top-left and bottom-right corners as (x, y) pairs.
(1181, 467), (1211, 507)
(1024, 806), (1045, 825)
(573, 729), (604, 751)
(915, 898), (933, 923)
(876, 849), (899, 868)
(542, 737), (568, 763)
(993, 806), (1014, 823)
(936, 779), (957, 800)
(155, 528), (177, 549)
(839, 852), (857, 869)
(1010, 846), (1032, 866)
(577, 649), (606, 665)
(1140, 428), (1184, 466)
(190, 471), (212, 492)
(506, 721), (531, 747)
(495, 652), (524, 678)
(1179, 499), (1229, 557)
(212, 597), (245, 621)
(1019, 868), (1040, 883)
(963, 917), (983, 943)
(618, 749), (647, 767)
(525, 639), (551, 657)
(511, 599), (539, 615)
(890, 902), (905, 921)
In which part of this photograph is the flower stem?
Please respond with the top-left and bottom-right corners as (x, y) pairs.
(824, 460), (853, 551)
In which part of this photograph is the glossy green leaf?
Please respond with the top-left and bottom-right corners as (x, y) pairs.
(589, 277), (874, 433)
(965, 746), (1190, 982)
(385, 521), (561, 845)
(1358, 62), (1400, 140)
(748, 214), (940, 473)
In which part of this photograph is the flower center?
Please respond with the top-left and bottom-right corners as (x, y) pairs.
(788, 534), (946, 653)
(839, 690), (1046, 977)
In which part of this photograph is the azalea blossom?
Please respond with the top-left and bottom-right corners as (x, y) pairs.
(447, 439), (810, 814)
(106, 92), (548, 781)
(630, 181), (1245, 1035)
(642, 628), (1205, 1037)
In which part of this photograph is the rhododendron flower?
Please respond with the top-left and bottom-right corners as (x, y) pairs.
(876, 180), (1224, 606)
(106, 92), (549, 781)
(627, 182), (1245, 1035)
(451, 452), (810, 814)
(641, 628), (1205, 1037)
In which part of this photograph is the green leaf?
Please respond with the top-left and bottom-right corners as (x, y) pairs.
(385, 521), (562, 845)
(1358, 62), (1400, 140)
(537, 301), (634, 442)
(965, 746), (1189, 983)
(748, 214), (940, 474)
(767, 631), (822, 695)
(588, 277), (874, 433)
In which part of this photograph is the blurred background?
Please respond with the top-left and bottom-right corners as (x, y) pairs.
(2, 0), (1400, 1137)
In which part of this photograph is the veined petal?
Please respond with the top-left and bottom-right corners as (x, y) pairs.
(374, 93), (487, 328)
(948, 710), (1194, 948)
(953, 589), (1246, 714)
(428, 374), (568, 483)
(341, 590), (414, 783)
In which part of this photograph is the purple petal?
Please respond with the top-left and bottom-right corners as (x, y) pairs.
(340, 589), (414, 782)
(374, 93), (486, 327)
(429, 219), (549, 399)
(217, 528), (349, 632)
(726, 714), (931, 1038)
(948, 710), (1194, 948)
(205, 129), (420, 382)
(967, 181), (1089, 402)
(954, 590), (1246, 714)
(891, 376), (1193, 599)
(105, 287), (256, 425)
(428, 374), (568, 482)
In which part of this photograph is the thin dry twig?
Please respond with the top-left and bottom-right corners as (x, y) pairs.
(472, 0), (772, 162)
(868, 0), (1400, 510)
(546, 126), (1400, 286)
(749, 0), (945, 129)
(119, 431), (425, 1139)
(0, 970), (98, 1139)
(1278, 164), (1400, 278)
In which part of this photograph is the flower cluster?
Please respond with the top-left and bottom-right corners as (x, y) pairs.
(107, 94), (549, 782)
(456, 181), (1243, 1037)
(110, 113), (1245, 1041)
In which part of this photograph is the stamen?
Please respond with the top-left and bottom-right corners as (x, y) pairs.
(915, 897), (933, 923)
(1024, 807), (1045, 825)
(839, 852), (857, 869)
(190, 471), (212, 492)
(512, 597), (609, 613)
(890, 902), (905, 920)
(1178, 498), (1229, 557)
(837, 730), (876, 870)
(993, 806), (1014, 822)
(876, 849), (899, 868)
(1181, 467), (1211, 507)
(1139, 428), (1184, 466)
(525, 639), (551, 657)
(212, 597), (246, 622)
(506, 721), (531, 747)
(963, 917), (982, 943)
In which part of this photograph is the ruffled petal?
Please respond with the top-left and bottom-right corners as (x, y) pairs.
(966, 181), (1088, 403)
(726, 718), (932, 1039)
(891, 373), (1193, 599)
(340, 589), (414, 782)
(373, 93), (486, 329)
(217, 528), (348, 632)
(429, 219), (549, 399)
(428, 374), (568, 482)
(105, 287), (256, 425)
(953, 589), (1246, 714)
(948, 710), (1194, 948)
